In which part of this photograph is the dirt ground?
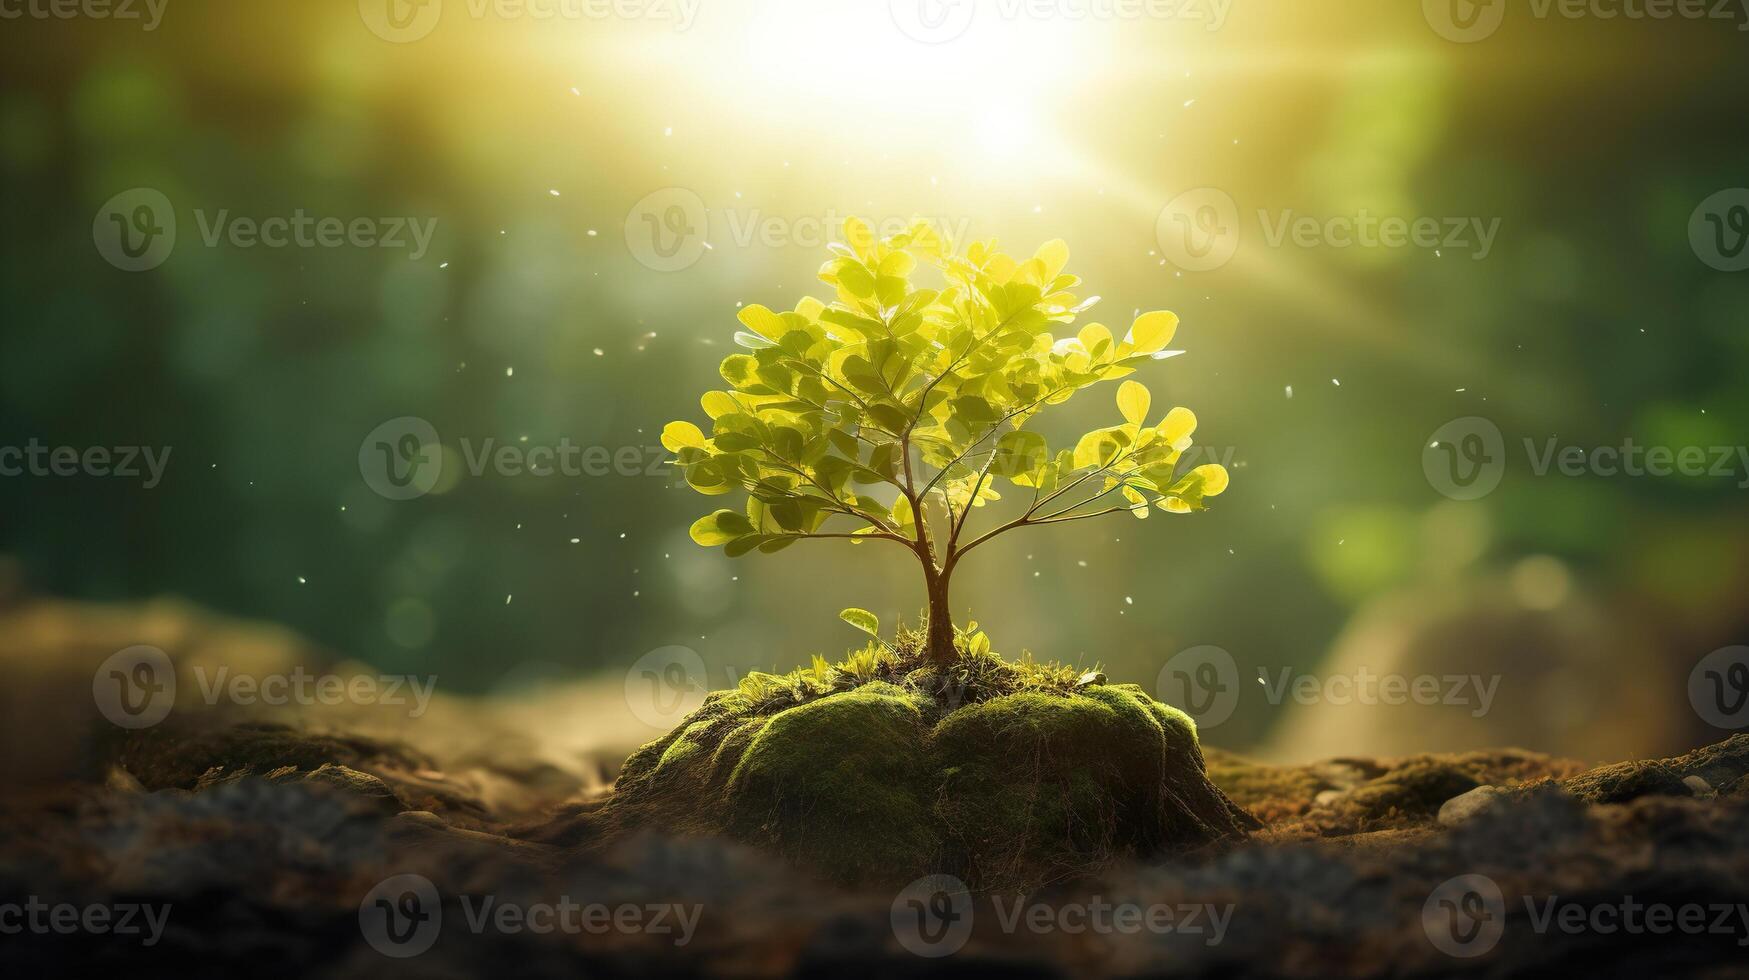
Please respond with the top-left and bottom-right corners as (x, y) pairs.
(3, 590), (1747, 977)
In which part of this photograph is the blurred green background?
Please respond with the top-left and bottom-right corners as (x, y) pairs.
(3, 0), (1748, 759)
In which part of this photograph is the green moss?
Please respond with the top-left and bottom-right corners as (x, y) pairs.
(600, 665), (1256, 891)
(722, 683), (939, 883)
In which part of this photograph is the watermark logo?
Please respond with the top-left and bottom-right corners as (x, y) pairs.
(360, 874), (442, 958)
(892, 874), (974, 957)
(1426, 873), (1749, 957)
(93, 645), (176, 729)
(1425, 418), (1749, 500)
(1690, 646), (1749, 730)
(359, 418), (671, 500)
(360, 0), (442, 42)
(1423, 873), (1507, 957)
(1259, 667), (1500, 717)
(1426, 0), (1749, 42)
(1157, 190), (1499, 271)
(1690, 188), (1749, 272)
(891, 0), (976, 42)
(625, 646), (708, 728)
(892, 0), (1229, 42)
(93, 188), (176, 272)
(625, 187), (710, 272)
(359, 416), (444, 501)
(1424, 417), (1506, 501)
(0, 897), (172, 945)
(1157, 644), (1240, 729)
(362, 0), (697, 38)
(0, 0), (168, 30)
(1423, 0), (1506, 42)
(359, 874), (702, 955)
(1157, 188), (1240, 272)
(1, 440), (172, 488)
(1159, 647), (1500, 725)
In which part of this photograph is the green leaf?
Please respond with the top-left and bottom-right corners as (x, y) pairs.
(993, 430), (1048, 481)
(737, 304), (788, 340)
(701, 391), (740, 419)
(1072, 426), (1131, 470)
(660, 421), (707, 452)
(690, 509), (755, 547)
(1128, 311), (1179, 354)
(839, 607), (881, 638)
(1116, 380), (1151, 426)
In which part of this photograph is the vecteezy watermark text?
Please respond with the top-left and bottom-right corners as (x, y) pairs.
(1257, 666), (1500, 719)
(1424, 874), (1749, 958)
(1424, 417), (1749, 500)
(0, 897), (172, 946)
(1155, 189), (1500, 272)
(358, 0), (699, 43)
(358, 874), (701, 958)
(93, 189), (437, 271)
(890, 874), (1233, 957)
(1424, 0), (1749, 43)
(622, 189), (976, 272)
(0, 0), (167, 29)
(92, 645), (438, 729)
(890, 0), (1232, 45)
(358, 416), (670, 500)
(1155, 645), (1501, 729)
(0, 440), (170, 489)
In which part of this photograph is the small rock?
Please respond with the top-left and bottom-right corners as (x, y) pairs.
(1438, 785), (1507, 827)
(1682, 775), (1715, 799)
(104, 766), (146, 795)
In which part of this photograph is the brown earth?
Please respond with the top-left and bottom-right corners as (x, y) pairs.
(3, 589), (1747, 977)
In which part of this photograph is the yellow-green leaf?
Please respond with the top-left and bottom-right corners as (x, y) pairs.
(701, 390), (739, 419)
(737, 303), (788, 340)
(690, 509), (755, 546)
(1034, 238), (1070, 280)
(1158, 406), (1197, 449)
(839, 607), (880, 638)
(660, 421), (707, 452)
(1129, 310), (1179, 354)
(1190, 462), (1230, 496)
(1116, 380), (1151, 427)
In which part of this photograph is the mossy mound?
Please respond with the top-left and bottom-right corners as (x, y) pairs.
(603, 644), (1257, 892)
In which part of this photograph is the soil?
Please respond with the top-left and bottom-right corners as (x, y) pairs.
(3, 592), (1747, 977)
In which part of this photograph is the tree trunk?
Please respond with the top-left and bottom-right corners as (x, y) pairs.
(923, 566), (955, 668)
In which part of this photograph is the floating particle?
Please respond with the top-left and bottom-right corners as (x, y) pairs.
(297, 576), (307, 584)
(549, 189), (560, 197)
(593, 348), (604, 356)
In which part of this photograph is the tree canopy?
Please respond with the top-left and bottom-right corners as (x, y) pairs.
(662, 217), (1228, 663)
